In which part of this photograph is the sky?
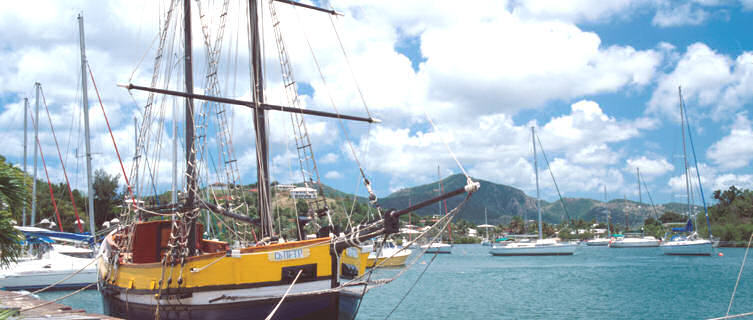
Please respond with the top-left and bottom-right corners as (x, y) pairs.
(1, 0), (753, 207)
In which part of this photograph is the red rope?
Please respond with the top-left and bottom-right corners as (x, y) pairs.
(40, 89), (83, 233)
(28, 105), (64, 232)
(87, 65), (136, 208)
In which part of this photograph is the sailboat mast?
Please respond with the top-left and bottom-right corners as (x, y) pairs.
(31, 82), (40, 226)
(604, 185), (610, 237)
(532, 127), (542, 240)
(249, 0), (272, 237)
(172, 100), (178, 205)
(183, 0), (198, 255)
(23, 98), (28, 226)
(78, 14), (96, 237)
(678, 87), (691, 220)
(624, 194), (628, 231)
(637, 167), (641, 205)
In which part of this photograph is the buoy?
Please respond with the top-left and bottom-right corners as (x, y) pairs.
(718, 252), (724, 257)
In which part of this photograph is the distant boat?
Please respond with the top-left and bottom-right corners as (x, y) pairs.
(367, 240), (412, 267)
(609, 235), (660, 248)
(0, 227), (96, 290)
(660, 87), (712, 256)
(421, 242), (453, 254)
(478, 208), (494, 246)
(490, 127), (577, 256)
(586, 238), (610, 246)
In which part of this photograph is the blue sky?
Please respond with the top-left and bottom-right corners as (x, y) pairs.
(1, 0), (753, 208)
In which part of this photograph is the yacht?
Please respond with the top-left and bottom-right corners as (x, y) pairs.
(367, 241), (412, 267)
(609, 235), (660, 248)
(490, 127), (577, 256)
(421, 242), (453, 254)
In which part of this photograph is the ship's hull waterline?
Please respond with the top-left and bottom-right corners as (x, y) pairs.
(100, 280), (363, 319)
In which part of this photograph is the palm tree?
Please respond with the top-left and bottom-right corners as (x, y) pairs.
(0, 156), (27, 268)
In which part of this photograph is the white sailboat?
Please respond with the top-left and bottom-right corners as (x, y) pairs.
(490, 127), (577, 256)
(660, 86), (712, 256)
(609, 171), (660, 248)
(0, 227), (97, 290)
(367, 240), (412, 268)
(479, 208), (494, 246)
(422, 165), (453, 254)
(609, 235), (660, 248)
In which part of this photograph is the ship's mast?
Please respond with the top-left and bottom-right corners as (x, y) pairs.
(532, 126), (542, 240)
(249, 0), (272, 237)
(31, 82), (40, 226)
(23, 98), (28, 226)
(184, 0), (198, 255)
(679, 87), (692, 221)
(78, 14), (96, 237)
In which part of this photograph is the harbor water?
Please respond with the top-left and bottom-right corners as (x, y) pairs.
(36, 244), (753, 319)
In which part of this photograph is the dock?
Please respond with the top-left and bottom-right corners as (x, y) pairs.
(0, 290), (119, 319)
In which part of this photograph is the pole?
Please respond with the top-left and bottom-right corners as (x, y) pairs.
(79, 13), (96, 237)
(172, 98), (178, 205)
(23, 98), (28, 226)
(249, 0), (272, 237)
(679, 87), (692, 222)
(604, 185), (610, 237)
(637, 167), (641, 205)
(184, 0), (198, 255)
(532, 127), (542, 240)
(624, 194), (628, 231)
(133, 117), (138, 198)
(31, 83), (40, 226)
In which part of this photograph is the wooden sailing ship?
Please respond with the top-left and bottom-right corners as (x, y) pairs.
(96, 0), (479, 319)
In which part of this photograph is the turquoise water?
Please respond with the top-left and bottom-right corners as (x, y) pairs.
(35, 244), (753, 319)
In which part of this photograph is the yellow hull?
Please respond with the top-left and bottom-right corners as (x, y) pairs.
(99, 222), (368, 293)
(367, 253), (409, 268)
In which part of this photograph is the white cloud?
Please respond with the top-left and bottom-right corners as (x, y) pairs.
(324, 171), (343, 179)
(355, 100), (652, 197)
(625, 156), (674, 178)
(512, 0), (646, 23)
(652, 3), (709, 27)
(648, 43), (753, 121)
(743, 0), (753, 10)
(319, 152), (339, 164)
(667, 162), (753, 204)
(707, 113), (753, 169)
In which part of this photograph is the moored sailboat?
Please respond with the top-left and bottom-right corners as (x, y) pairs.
(490, 127), (577, 256)
(660, 87), (712, 256)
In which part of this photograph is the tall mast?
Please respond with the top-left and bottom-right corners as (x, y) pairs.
(133, 117), (138, 198)
(78, 13), (96, 237)
(249, 0), (272, 237)
(184, 0), (198, 255)
(624, 194), (628, 231)
(31, 82), (40, 226)
(172, 99), (178, 205)
(23, 98), (28, 226)
(604, 185), (610, 237)
(679, 87), (691, 220)
(532, 126), (542, 240)
(637, 167), (641, 205)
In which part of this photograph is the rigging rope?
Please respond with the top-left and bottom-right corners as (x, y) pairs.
(40, 88), (84, 232)
(423, 111), (472, 183)
(535, 134), (572, 224)
(28, 105), (64, 231)
(725, 232), (753, 316)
